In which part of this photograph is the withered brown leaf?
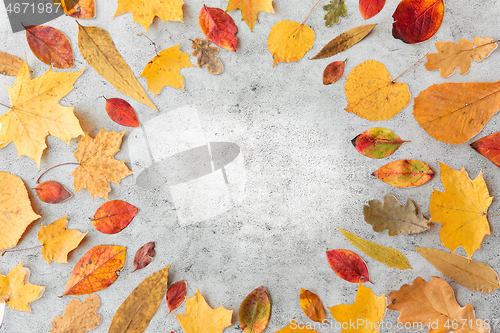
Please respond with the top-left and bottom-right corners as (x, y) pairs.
(191, 38), (224, 75)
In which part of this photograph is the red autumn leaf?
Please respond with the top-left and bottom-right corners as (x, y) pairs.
(133, 241), (156, 271)
(199, 5), (238, 52)
(104, 97), (139, 127)
(326, 249), (372, 283)
(392, 0), (445, 44)
(167, 280), (187, 312)
(373, 159), (434, 188)
(352, 128), (408, 159)
(63, 245), (126, 295)
(91, 200), (138, 234)
(359, 0), (385, 19)
(471, 132), (500, 168)
(323, 60), (345, 85)
(25, 25), (74, 68)
(34, 181), (72, 204)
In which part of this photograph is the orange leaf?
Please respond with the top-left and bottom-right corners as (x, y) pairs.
(63, 245), (126, 296)
(0, 51), (23, 76)
(299, 289), (326, 323)
(25, 25), (74, 69)
(60, 0), (95, 18)
(323, 60), (345, 85)
(34, 181), (72, 204)
(133, 241), (156, 272)
(91, 200), (138, 234)
(226, 0), (274, 31)
(167, 280), (187, 312)
(471, 132), (500, 168)
(326, 249), (371, 283)
(372, 159), (434, 188)
(104, 98), (139, 127)
(359, 0), (385, 19)
(199, 5), (238, 52)
(392, 0), (445, 44)
(50, 294), (101, 333)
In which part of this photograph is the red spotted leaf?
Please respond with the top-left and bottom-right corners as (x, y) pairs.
(199, 5), (238, 52)
(352, 128), (408, 159)
(326, 249), (372, 283)
(239, 286), (271, 333)
(104, 97), (139, 127)
(323, 60), (345, 85)
(471, 132), (500, 168)
(167, 280), (187, 312)
(91, 200), (138, 234)
(373, 159), (434, 188)
(63, 245), (126, 295)
(34, 181), (72, 204)
(359, 0), (385, 19)
(133, 241), (156, 272)
(25, 25), (74, 68)
(392, 0), (445, 44)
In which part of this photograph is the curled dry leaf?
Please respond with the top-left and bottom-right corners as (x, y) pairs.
(352, 127), (408, 159)
(114, 0), (183, 32)
(372, 159), (434, 188)
(63, 245), (126, 296)
(199, 5), (238, 52)
(0, 51), (23, 76)
(364, 194), (431, 236)
(239, 286), (271, 333)
(311, 24), (376, 59)
(167, 280), (187, 312)
(359, 0), (385, 19)
(392, 0), (445, 44)
(50, 294), (101, 333)
(133, 241), (156, 272)
(323, 0), (347, 26)
(226, 0), (274, 31)
(299, 289), (326, 323)
(326, 249), (371, 283)
(104, 97), (139, 127)
(191, 38), (224, 75)
(268, 21), (314, 66)
(0, 171), (41, 251)
(416, 247), (500, 293)
(471, 132), (500, 168)
(92, 200), (138, 234)
(0, 261), (45, 312)
(323, 60), (345, 85)
(25, 25), (74, 68)
(34, 181), (72, 204)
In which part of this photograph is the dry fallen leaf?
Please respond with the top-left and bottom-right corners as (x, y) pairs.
(0, 171), (41, 251)
(25, 25), (74, 68)
(114, 0), (183, 31)
(359, 0), (385, 19)
(175, 288), (233, 333)
(352, 127), (408, 159)
(0, 261), (45, 312)
(0, 60), (84, 167)
(471, 131), (500, 168)
(326, 249), (371, 283)
(199, 5), (238, 52)
(58, 0), (95, 18)
(191, 38), (224, 75)
(373, 159), (434, 187)
(323, 60), (345, 85)
(239, 286), (271, 333)
(34, 181), (72, 204)
(50, 294), (101, 333)
(299, 289), (326, 323)
(323, 0), (347, 26)
(72, 129), (133, 199)
(0, 51), (24, 76)
(268, 21), (314, 66)
(226, 0), (274, 31)
(167, 280), (187, 312)
(425, 37), (497, 78)
(103, 97), (139, 127)
(133, 241), (156, 272)
(91, 200), (138, 234)
(430, 162), (492, 259)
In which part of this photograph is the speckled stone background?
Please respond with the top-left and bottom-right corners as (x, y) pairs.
(1, 0), (500, 332)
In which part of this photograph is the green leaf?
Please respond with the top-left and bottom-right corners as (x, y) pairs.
(239, 286), (271, 333)
(352, 127), (408, 159)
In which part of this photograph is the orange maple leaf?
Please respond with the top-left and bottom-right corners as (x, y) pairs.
(114, 0), (183, 32)
(226, 0), (274, 31)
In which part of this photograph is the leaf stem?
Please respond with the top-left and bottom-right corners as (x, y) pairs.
(36, 162), (80, 183)
(2, 245), (42, 256)
(302, 0), (322, 25)
(392, 52), (429, 83)
(137, 33), (158, 56)
(0, 102), (11, 109)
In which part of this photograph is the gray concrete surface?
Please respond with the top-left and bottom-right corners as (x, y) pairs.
(1, 0), (500, 332)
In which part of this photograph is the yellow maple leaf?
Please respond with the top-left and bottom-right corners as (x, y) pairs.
(38, 216), (87, 265)
(430, 162), (492, 259)
(0, 261), (45, 312)
(175, 288), (232, 333)
(72, 129), (132, 199)
(267, 21), (314, 66)
(0, 61), (84, 167)
(226, 0), (274, 31)
(345, 60), (410, 121)
(425, 37), (497, 78)
(139, 44), (194, 95)
(114, 0), (184, 32)
(0, 171), (41, 252)
(329, 283), (386, 333)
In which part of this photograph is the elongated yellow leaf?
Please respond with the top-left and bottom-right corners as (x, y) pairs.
(312, 24), (376, 59)
(338, 228), (411, 270)
(416, 247), (499, 293)
(77, 22), (158, 111)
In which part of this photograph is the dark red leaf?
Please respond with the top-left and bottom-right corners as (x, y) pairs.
(91, 200), (138, 234)
(25, 25), (74, 68)
(326, 249), (372, 283)
(166, 280), (187, 312)
(323, 60), (345, 85)
(133, 241), (156, 271)
(104, 98), (139, 127)
(199, 5), (238, 52)
(34, 181), (72, 204)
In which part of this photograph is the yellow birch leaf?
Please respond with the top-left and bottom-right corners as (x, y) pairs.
(0, 51), (23, 76)
(38, 216), (87, 265)
(425, 37), (497, 78)
(77, 23), (158, 111)
(0, 171), (41, 251)
(226, 0), (274, 31)
(430, 162), (492, 259)
(0, 261), (45, 312)
(329, 283), (386, 333)
(50, 294), (101, 333)
(338, 228), (411, 270)
(175, 288), (233, 333)
(267, 21), (314, 66)
(345, 60), (410, 121)
(0, 60), (84, 167)
(275, 319), (320, 333)
(139, 44), (194, 95)
(114, 0), (184, 32)
(299, 289), (326, 323)
(72, 129), (133, 199)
